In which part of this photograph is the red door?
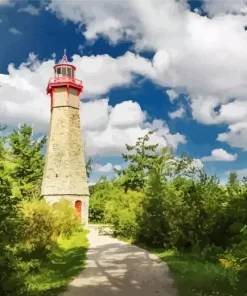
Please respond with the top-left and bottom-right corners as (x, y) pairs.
(75, 200), (82, 220)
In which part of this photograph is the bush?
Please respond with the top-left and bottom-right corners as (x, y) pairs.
(53, 199), (81, 237)
(19, 198), (81, 260)
(104, 190), (145, 238)
(89, 179), (118, 223)
(0, 161), (27, 295)
(20, 199), (57, 260)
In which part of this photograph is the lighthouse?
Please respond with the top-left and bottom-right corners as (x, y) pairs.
(41, 50), (89, 224)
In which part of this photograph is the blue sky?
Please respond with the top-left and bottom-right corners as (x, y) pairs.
(1, 0), (247, 184)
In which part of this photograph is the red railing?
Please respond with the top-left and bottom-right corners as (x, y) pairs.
(48, 76), (83, 88)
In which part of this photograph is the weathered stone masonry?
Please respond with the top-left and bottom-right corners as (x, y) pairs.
(41, 55), (89, 224)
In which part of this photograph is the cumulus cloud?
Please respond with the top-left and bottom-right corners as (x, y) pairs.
(73, 51), (155, 97)
(166, 89), (179, 102)
(84, 102), (186, 156)
(190, 158), (204, 170)
(0, 0), (11, 6)
(94, 163), (121, 173)
(109, 100), (146, 128)
(0, 52), (153, 131)
(168, 107), (185, 119)
(17, 4), (40, 15)
(201, 149), (238, 162)
(217, 122), (247, 151)
(0, 53), (185, 157)
(47, 0), (247, 151)
(202, 0), (247, 17)
(9, 27), (22, 35)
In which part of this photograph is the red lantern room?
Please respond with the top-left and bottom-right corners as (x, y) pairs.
(47, 50), (83, 108)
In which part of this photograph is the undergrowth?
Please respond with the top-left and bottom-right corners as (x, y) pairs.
(25, 229), (89, 296)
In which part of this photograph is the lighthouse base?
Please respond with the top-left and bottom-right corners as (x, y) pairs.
(43, 194), (89, 225)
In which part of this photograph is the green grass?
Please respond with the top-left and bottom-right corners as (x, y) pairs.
(91, 224), (246, 295)
(117, 237), (245, 296)
(154, 249), (244, 296)
(26, 229), (89, 296)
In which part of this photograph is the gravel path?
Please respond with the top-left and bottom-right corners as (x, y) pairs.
(60, 228), (178, 296)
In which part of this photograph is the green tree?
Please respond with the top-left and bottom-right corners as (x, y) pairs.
(116, 131), (159, 192)
(0, 126), (26, 295)
(227, 171), (242, 198)
(8, 124), (46, 199)
(138, 155), (169, 246)
(89, 177), (114, 223)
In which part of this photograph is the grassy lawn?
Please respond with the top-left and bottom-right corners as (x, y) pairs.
(26, 229), (89, 296)
(155, 249), (244, 296)
(116, 236), (245, 295)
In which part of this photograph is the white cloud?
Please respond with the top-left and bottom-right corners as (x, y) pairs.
(17, 4), (40, 15)
(190, 158), (204, 170)
(94, 163), (113, 173)
(47, 0), (247, 151)
(94, 163), (122, 173)
(0, 0), (11, 6)
(203, 0), (247, 17)
(73, 51), (155, 97)
(0, 53), (185, 157)
(114, 165), (122, 171)
(47, 0), (247, 102)
(190, 98), (247, 125)
(81, 99), (110, 131)
(168, 107), (185, 119)
(166, 89), (178, 102)
(84, 103), (185, 156)
(0, 52), (153, 131)
(88, 181), (96, 186)
(201, 149), (237, 162)
(9, 27), (22, 35)
(109, 100), (146, 128)
(217, 122), (247, 150)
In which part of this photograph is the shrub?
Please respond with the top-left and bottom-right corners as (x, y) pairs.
(104, 190), (145, 238)
(53, 199), (81, 237)
(20, 198), (82, 260)
(89, 179), (117, 223)
(20, 199), (57, 260)
(0, 161), (27, 295)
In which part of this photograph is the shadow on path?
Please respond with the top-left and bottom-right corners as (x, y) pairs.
(60, 231), (178, 296)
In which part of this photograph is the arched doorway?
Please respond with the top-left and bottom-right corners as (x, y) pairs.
(75, 200), (82, 220)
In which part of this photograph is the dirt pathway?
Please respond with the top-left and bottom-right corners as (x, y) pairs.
(60, 228), (178, 296)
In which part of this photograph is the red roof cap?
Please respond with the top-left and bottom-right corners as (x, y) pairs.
(61, 49), (69, 64)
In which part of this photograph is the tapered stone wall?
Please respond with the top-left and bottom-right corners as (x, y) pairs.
(41, 87), (89, 224)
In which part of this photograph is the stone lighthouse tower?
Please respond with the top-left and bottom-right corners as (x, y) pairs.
(41, 50), (89, 224)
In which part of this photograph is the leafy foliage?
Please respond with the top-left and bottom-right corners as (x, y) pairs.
(89, 131), (247, 295)
(0, 124), (86, 295)
(53, 199), (81, 237)
(8, 124), (46, 199)
(0, 125), (26, 295)
(116, 131), (159, 192)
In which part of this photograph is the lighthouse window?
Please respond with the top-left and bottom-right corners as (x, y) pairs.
(67, 68), (72, 77)
(56, 68), (61, 77)
(61, 67), (67, 77)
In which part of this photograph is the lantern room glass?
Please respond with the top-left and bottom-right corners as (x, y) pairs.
(55, 67), (75, 78)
